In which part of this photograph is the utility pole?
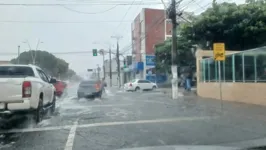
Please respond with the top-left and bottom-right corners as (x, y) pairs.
(168, 0), (179, 99)
(34, 39), (43, 65)
(99, 49), (106, 79)
(111, 35), (123, 88)
(17, 45), (20, 64)
(109, 46), (112, 87)
(123, 58), (127, 84)
(97, 65), (101, 80)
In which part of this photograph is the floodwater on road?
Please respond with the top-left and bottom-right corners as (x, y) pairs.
(0, 83), (266, 150)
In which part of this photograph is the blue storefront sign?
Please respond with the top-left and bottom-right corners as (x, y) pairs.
(146, 55), (155, 66)
(135, 62), (144, 71)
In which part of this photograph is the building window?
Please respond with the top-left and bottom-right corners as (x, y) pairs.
(234, 53), (243, 82)
(199, 46), (266, 83)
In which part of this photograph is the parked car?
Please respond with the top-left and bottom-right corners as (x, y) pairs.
(0, 64), (57, 125)
(124, 79), (157, 91)
(53, 80), (67, 97)
(77, 80), (104, 99)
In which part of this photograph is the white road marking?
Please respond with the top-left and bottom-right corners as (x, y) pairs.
(86, 104), (132, 108)
(64, 120), (78, 150)
(77, 116), (217, 128)
(124, 99), (172, 105)
(0, 125), (73, 133)
(0, 116), (218, 134)
(59, 104), (133, 110)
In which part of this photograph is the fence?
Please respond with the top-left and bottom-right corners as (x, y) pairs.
(199, 46), (266, 83)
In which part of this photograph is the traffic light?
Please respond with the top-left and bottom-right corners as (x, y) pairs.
(93, 49), (97, 56)
(123, 59), (126, 68)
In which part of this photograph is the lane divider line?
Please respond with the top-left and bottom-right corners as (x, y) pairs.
(77, 116), (218, 128)
(64, 119), (78, 150)
(0, 116), (218, 134)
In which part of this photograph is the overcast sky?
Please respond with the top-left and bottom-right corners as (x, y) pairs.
(0, 0), (245, 76)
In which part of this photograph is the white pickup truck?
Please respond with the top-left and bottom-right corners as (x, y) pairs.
(0, 64), (57, 124)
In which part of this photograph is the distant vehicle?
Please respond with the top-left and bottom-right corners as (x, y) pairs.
(53, 80), (67, 97)
(124, 79), (157, 91)
(0, 64), (57, 125)
(77, 80), (104, 99)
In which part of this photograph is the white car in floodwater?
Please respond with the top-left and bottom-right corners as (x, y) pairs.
(124, 79), (157, 91)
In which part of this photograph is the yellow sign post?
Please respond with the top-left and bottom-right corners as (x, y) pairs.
(213, 43), (225, 61)
(213, 43), (225, 114)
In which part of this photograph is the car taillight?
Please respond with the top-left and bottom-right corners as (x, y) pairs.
(22, 81), (32, 98)
(95, 84), (100, 91)
(129, 83), (132, 86)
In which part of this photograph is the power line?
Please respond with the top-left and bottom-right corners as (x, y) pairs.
(0, 2), (161, 6)
(0, 50), (93, 56)
(120, 11), (167, 52)
(61, 5), (118, 14)
(111, 0), (136, 35)
(117, 0), (143, 36)
(0, 20), (133, 24)
(119, 0), (214, 54)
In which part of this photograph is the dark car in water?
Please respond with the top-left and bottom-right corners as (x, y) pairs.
(77, 80), (104, 99)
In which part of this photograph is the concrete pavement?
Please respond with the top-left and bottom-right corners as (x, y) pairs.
(0, 85), (266, 149)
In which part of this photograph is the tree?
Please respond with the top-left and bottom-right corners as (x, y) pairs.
(10, 50), (76, 79)
(155, 1), (266, 73)
(155, 25), (196, 73)
(190, 1), (266, 50)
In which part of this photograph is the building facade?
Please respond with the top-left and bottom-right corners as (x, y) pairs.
(196, 47), (266, 106)
(131, 8), (172, 81)
(103, 58), (124, 87)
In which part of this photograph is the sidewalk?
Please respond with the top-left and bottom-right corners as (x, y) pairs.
(158, 87), (197, 97)
(159, 87), (266, 121)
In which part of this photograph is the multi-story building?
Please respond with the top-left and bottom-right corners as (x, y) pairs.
(103, 58), (124, 87)
(131, 8), (172, 81)
(131, 8), (193, 82)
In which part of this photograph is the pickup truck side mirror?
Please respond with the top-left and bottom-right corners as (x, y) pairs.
(50, 78), (57, 84)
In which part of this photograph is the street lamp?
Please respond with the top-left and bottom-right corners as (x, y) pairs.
(93, 41), (115, 87)
(99, 49), (106, 79)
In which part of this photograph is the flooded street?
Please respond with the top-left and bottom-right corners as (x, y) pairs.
(0, 82), (266, 149)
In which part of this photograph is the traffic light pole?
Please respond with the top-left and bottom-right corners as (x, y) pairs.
(109, 47), (112, 87)
(103, 53), (105, 79)
(99, 49), (106, 79)
(123, 58), (127, 84)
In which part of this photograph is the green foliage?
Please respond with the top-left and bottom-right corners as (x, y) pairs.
(192, 1), (266, 50)
(155, 31), (196, 73)
(155, 0), (266, 73)
(10, 50), (76, 78)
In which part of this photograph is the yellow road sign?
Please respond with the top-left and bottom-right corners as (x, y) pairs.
(213, 43), (225, 61)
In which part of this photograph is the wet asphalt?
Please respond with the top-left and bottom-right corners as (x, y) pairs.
(0, 83), (266, 150)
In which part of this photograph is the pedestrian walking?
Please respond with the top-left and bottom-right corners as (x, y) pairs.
(185, 70), (192, 91)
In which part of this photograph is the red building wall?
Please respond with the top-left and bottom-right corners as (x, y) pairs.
(144, 8), (165, 55)
(131, 8), (171, 62)
(132, 14), (141, 62)
(165, 20), (172, 36)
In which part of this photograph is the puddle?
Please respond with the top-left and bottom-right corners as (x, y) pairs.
(0, 133), (19, 147)
(37, 119), (51, 127)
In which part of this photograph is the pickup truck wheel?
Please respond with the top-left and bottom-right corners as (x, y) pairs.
(35, 98), (44, 123)
(51, 94), (56, 114)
